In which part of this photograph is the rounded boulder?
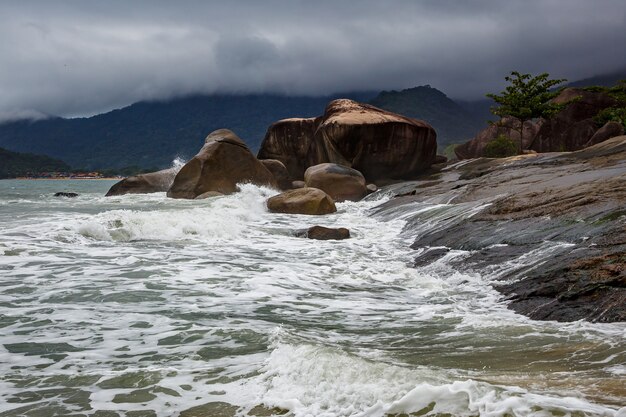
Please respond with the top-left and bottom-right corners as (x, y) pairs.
(167, 129), (276, 199)
(260, 159), (292, 190)
(304, 163), (367, 202)
(106, 168), (179, 197)
(266, 187), (336, 215)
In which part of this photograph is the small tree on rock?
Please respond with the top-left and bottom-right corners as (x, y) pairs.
(487, 71), (567, 153)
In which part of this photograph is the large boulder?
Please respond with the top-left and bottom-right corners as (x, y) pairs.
(530, 88), (618, 152)
(105, 168), (179, 196)
(257, 99), (437, 182)
(304, 163), (367, 202)
(167, 129), (276, 199)
(260, 159), (292, 190)
(455, 117), (541, 160)
(266, 187), (336, 215)
(257, 118), (318, 180)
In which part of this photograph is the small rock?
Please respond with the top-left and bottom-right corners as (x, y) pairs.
(366, 184), (377, 193)
(260, 159), (292, 190)
(54, 192), (79, 198)
(434, 154), (448, 164)
(295, 226), (350, 240)
(291, 180), (306, 189)
(267, 187), (336, 215)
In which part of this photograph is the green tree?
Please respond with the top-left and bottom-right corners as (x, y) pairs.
(487, 71), (567, 153)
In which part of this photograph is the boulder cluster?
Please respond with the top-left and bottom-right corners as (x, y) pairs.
(258, 99), (437, 182)
(105, 99), (438, 220)
(456, 87), (625, 159)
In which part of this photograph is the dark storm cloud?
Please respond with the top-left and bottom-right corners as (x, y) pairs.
(1, 0), (625, 120)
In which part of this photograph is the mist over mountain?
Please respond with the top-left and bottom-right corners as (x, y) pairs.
(0, 85), (489, 170)
(1, 68), (624, 171)
(566, 69), (626, 89)
(0, 93), (375, 170)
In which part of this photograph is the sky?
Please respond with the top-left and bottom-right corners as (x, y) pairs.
(1, 0), (626, 121)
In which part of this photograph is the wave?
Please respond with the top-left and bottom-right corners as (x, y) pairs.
(254, 340), (624, 417)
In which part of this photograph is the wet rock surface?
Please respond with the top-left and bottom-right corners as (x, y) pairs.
(105, 168), (179, 196)
(375, 136), (626, 322)
(167, 129), (276, 199)
(294, 225), (350, 240)
(304, 163), (367, 202)
(266, 187), (336, 215)
(53, 192), (79, 198)
(260, 159), (292, 190)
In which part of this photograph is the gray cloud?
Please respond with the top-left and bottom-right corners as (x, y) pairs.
(1, 0), (626, 120)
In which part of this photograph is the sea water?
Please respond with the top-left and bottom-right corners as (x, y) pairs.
(0, 179), (624, 417)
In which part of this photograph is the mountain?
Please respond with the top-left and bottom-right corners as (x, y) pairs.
(369, 85), (485, 147)
(3, 69), (625, 171)
(566, 68), (626, 88)
(0, 87), (487, 170)
(0, 92), (376, 170)
(0, 147), (70, 178)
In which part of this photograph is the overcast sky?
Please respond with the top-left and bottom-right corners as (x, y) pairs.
(1, 0), (626, 121)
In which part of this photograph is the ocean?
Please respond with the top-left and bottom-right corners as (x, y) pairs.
(0, 179), (624, 417)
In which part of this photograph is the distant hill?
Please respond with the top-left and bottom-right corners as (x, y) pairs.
(566, 68), (626, 88)
(2, 69), (625, 171)
(369, 85), (485, 147)
(0, 147), (70, 178)
(0, 92), (376, 170)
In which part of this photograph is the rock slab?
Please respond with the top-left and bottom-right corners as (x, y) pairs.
(377, 136), (626, 322)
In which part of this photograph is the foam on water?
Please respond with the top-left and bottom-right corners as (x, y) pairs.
(0, 180), (624, 416)
(246, 335), (622, 417)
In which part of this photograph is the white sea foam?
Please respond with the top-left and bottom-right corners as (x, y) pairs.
(253, 340), (621, 417)
(0, 181), (623, 416)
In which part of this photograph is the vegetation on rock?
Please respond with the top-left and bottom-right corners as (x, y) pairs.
(486, 71), (567, 153)
(483, 134), (518, 158)
(591, 80), (626, 129)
